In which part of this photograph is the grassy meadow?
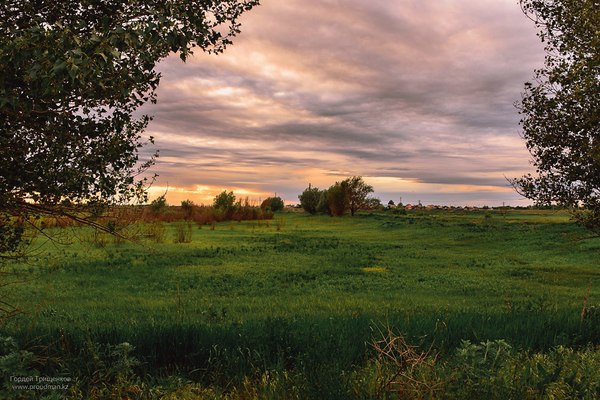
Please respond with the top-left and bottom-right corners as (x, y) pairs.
(2, 209), (600, 399)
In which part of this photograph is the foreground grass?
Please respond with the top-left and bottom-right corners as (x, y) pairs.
(2, 209), (600, 398)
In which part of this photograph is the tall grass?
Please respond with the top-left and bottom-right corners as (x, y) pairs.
(2, 209), (600, 398)
(173, 221), (193, 243)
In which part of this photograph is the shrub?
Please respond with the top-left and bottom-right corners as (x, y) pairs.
(173, 221), (193, 243)
(0, 337), (36, 397)
(145, 221), (166, 243)
(261, 197), (284, 212)
(271, 197), (285, 212)
(87, 230), (109, 248)
(180, 200), (195, 220)
(316, 190), (330, 214)
(0, 214), (24, 254)
(298, 185), (321, 214)
(392, 206), (407, 215)
(327, 182), (348, 216)
(149, 195), (167, 216)
(213, 191), (236, 220)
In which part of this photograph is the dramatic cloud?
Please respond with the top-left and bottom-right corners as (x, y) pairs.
(141, 0), (545, 206)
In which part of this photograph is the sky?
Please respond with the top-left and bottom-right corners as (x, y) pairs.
(140, 0), (546, 207)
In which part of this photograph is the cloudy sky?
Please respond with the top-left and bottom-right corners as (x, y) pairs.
(140, 0), (545, 207)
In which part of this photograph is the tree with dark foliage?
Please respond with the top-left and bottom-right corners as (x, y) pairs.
(345, 176), (374, 216)
(298, 184), (320, 214)
(0, 0), (259, 256)
(261, 196), (284, 212)
(512, 0), (600, 231)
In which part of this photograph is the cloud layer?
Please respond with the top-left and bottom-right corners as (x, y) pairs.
(141, 0), (545, 206)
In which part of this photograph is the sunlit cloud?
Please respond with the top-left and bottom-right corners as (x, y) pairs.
(140, 0), (545, 206)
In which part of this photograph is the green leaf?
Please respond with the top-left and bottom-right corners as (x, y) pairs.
(51, 60), (67, 75)
(95, 51), (108, 62)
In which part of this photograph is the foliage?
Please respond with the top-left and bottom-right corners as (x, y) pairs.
(319, 176), (374, 216)
(326, 181), (349, 216)
(3, 334), (600, 399)
(173, 221), (193, 243)
(149, 195), (167, 215)
(316, 189), (331, 214)
(344, 176), (374, 216)
(3, 210), (600, 398)
(144, 221), (167, 243)
(391, 206), (407, 215)
(180, 200), (195, 220)
(367, 327), (442, 398)
(298, 184), (321, 214)
(0, 214), (24, 255)
(0, 0), (259, 255)
(366, 197), (383, 211)
(260, 196), (285, 212)
(213, 191), (236, 212)
(513, 0), (600, 231)
(139, 201), (271, 225)
(0, 336), (36, 396)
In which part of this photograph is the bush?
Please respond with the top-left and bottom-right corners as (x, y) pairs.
(213, 191), (235, 210)
(316, 190), (330, 214)
(173, 221), (193, 243)
(298, 185), (321, 214)
(0, 214), (24, 254)
(391, 206), (407, 215)
(261, 197), (284, 212)
(180, 200), (195, 220)
(327, 182), (348, 216)
(145, 221), (166, 243)
(149, 195), (167, 216)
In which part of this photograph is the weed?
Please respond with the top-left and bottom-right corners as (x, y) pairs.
(369, 327), (442, 398)
(173, 222), (193, 243)
(145, 221), (166, 243)
(3, 210), (600, 398)
(275, 216), (285, 231)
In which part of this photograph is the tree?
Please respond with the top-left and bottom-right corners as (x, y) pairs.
(512, 0), (600, 231)
(312, 176), (375, 217)
(327, 181), (349, 216)
(0, 1), (259, 256)
(213, 191), (236, 211)
(272, 197), (285, 212)
(316, 190), (331, 214)
(180, 200), (195, 220)
(149, 195), (167, 215)
(366, 197), (383, 211)
(261, 196), (284, 212)
(298, 184), (320, 214)
(344, 176), (374, 216)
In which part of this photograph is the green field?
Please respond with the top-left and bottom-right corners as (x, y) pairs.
(3, 209), (600, 399)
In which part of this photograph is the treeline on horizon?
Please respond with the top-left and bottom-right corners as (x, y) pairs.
(30, 191), (284, 233)
(24, 173), (571, 235)
(295, 176), (550, 216)
(140, 190), (284, 224)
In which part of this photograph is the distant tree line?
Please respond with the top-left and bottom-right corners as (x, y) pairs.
(298, 176), (377, 216)
(146, 190), (280, 225)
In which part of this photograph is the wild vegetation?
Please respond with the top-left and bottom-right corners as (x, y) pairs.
(1, 208), (599, 399)
(299, 176), (376, 216)
(513, 0), (600, 232)
(2, 2), (598, 398)
(0, 1), (259, 256)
